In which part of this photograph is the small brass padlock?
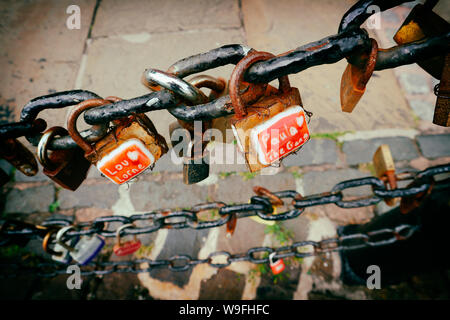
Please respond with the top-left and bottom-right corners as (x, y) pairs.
(373, 144), (397, 206)
(67, 99), (168, 184)
(393, 2), (449, 79)
(230, 51), (310, 172)
(37, 126), (91, 191)
(340, 38), (378, 113)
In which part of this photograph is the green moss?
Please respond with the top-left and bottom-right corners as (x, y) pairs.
(218, 171), (236, 179)
(238, 172), (257, 181)
(310, 131), (353, 141)
(48, 200), (60, 213)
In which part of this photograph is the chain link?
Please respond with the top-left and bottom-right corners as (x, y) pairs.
(1, 164), (448, 241)
(0, 224), (419, 278)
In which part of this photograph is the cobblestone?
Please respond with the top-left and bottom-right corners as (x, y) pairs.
(3, 184), (54, 214)
(416, 134), (450, 158)
(58, 183), (119, 210)
(302, 169), (368, 196)
(342, 137), (420, 165)
(283, 139), (339, 167)
(397, 73), (431, 95)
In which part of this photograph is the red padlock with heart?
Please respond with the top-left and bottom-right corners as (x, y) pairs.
(113, 224), (142, 256)
(269, 252), (285, 275)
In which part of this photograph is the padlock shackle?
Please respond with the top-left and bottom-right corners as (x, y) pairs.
(143, 69), (207, 105)
(229, 51), (291, 119)
(37, 126), (69, 169)
(42, 228), (64, 256)
(55, 226), (76, 252)
(269, 252), (277, 265)
(188, 75), (227, 98)
(67, 99), (112, 154)
(115, 223), (136, 246)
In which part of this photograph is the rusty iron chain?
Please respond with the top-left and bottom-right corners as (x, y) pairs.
(0, 0), (448, 146)
(0, 223), (418, 278)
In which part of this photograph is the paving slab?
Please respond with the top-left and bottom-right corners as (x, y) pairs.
(149, 228), (209, 288)
(416, 134), (450, 159)
(282, 138), (339, 167)
(94, 273), (143, 299)
(92, 0), (241, 37)
(215, 172), (296, 204)
(129, 179), (211, 211)
(3, 184), (54, 214)
(79, 28), (245, 141)
(342, 137), (420, 165)
(256, 264), (302, 300)
(302, 169), (369, 196)
(58, 182), (119, 209)
(242, 0), (416, 133)
(216, 218), (267, 254)
(198, 268), (246, 299)
(0, 0), (95, 126)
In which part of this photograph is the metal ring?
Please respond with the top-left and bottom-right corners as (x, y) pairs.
(143, 69), (206, 105)
(42, 229), (62, 256)
(37, 127), (69, 168)
(55, 226), (76, 252)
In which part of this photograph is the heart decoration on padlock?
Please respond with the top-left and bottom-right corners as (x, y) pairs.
(67, 99), (168, 185)
(229, 50), (311, 172)
(269, 252), (285, 275)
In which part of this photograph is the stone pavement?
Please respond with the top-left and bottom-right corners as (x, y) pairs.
(1, 0), (450, 300)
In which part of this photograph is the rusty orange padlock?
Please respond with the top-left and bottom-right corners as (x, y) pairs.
(269, 252), (285, 275)
(67, 99), (168, 184)
(37, 126), (91, 191)
(230, 51), (311, 172)
(340, 38), (378, 113)
(113, 224), (141, 256)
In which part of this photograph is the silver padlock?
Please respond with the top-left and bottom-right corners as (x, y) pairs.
(57, 226), (105, 265)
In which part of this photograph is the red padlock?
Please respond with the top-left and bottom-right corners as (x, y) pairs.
(269, 252), (285, 275)
(113, 224), (142, 256)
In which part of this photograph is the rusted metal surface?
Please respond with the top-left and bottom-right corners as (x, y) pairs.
(37, 126), (91, 191)
(67, 99), (112, 155)
(253, 186), (284, 206)
(340, 39), (378, 113)
(229, 51), (289, 119)
(0, 138), (38, 176)
(20, 90), (102, 123)
(433, 53), (450, 126)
